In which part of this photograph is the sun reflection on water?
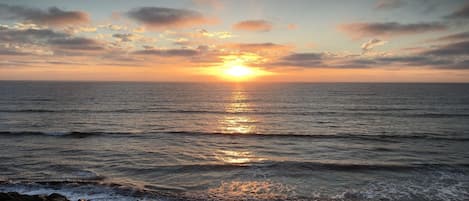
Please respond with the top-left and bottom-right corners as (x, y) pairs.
(204, 180), (294, 200)
(219, 116), (256, 134)
(216, 150), (254, 164)
(218, 88), (258, 134)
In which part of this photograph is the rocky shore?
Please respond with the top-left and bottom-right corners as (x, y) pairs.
(0, 192), (86, 201)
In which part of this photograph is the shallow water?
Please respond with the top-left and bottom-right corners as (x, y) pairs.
(0, 81), (468, 200)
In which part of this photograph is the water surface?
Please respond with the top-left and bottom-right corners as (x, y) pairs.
(1, 81), (468, 201)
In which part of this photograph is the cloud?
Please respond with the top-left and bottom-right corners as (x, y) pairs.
(272, 53), (324, 67)
(445, 3), (469, 19)
(126, 7), (215, 29)
(133, 48), (199, 57)
(112, 33), (139, 42)
(0, 3), (89, 26)
(193, 0), (223, 10)
(446, 60), (469, 69)
(197, 29), (233, 39)
(98, 24), (127, 31)
(374, 0), (403, 10)
(228, 42), (291, 52)
(0, 48), (31, 56)
(429, 31), (469, 42)
(233, 20), (272, 32)
(423, 40), (469, 56)
(268, 47), (468, 69)
(0, 26), (104, 56)
(0, 27), (68, 43)
(48, 37), (104, 51)
(361, 38), (387, 54)
(339, 22), (446, 39)
(287, 24), (297, 30)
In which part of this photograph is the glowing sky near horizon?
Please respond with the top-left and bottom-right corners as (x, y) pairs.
(0, 0), (468, 82)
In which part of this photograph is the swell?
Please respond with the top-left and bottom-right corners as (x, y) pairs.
(112, 161), (469, 173)
(1, 130), (468, 141)
(166, 131), (469, 141)
(2, 108), (469, 118)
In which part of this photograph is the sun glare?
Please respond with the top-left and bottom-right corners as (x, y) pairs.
(199, 53), (274, 81)
(225, 66), (253, 77)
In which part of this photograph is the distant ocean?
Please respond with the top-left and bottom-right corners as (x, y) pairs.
(0, 81), (468, 201)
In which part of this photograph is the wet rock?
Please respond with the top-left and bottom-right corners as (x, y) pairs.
(0, 192), (71, 201)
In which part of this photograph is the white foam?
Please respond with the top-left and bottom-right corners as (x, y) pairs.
(0, 183), (167, 201)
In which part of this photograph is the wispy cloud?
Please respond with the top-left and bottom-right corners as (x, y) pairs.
(423, 40), (469, 56)
(340, 22), (446, 39)
(445, 3), (469, 19)
(361, 38), (387, 54)
(374, 0), (403, 10)
(133, 48), (199, 57)
(233, 20), (272, 32)
(428, 31), (469, 42)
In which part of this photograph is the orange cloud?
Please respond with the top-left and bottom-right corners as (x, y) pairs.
(287, 23), (297, 30)
(223, 43), (292, 56)
(233, 20), (272, 32)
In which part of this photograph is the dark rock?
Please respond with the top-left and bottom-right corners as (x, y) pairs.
(0, 192), (71, 201)
(47, 193), (69, 201)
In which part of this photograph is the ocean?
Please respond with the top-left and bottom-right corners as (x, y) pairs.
(0, 81), (468, 201)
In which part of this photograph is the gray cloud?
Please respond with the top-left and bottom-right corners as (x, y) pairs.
(0, 28), (68, 43)
(269, 50), (467, 69)
(272, 53), (324, 67)
(423, 40), (469, 56)
(133, 48), (199, 57)
(237, 43), (283, 49)
(0, 27), (104, 56)
(430, 31), (469, 42)
(0, 48), (31, 56)
(445, 3), (469, 19)
(127, 7), (212, 29)
(0, 3), (89, 26)
(340, 22), (446, 38)
(112, 33), (135, 42)
(48, 37), (104, 51)
(375, 0), (403, 10)
(445, 60), (469, 69)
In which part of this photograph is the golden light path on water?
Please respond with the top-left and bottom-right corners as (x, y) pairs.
(215, 85), (265, 165)
(219, 88), (256, 134)
(209, 87), (289, 200)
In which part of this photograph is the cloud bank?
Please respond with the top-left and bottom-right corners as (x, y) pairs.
(127, 7), (215, 29)
(0, 3), (89, 26)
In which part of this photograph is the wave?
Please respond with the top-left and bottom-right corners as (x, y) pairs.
(0, 131), (128, 137)
(2, 108), (469, 118)
(165, 131), (469, 141)
(260, 161), (469, 172)
(1, 162), (468, 201)
(1, 130), (469, 142)
(108, 161), (469, 173)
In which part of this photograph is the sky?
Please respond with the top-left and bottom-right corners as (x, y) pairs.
(0, 0), (468, 82)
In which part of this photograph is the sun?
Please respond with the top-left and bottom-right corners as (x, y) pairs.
(224, 65), (253, 77)
(199, 53), (274, 81)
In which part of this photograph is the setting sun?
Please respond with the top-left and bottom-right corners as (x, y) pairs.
(224, 66), (253, 77)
